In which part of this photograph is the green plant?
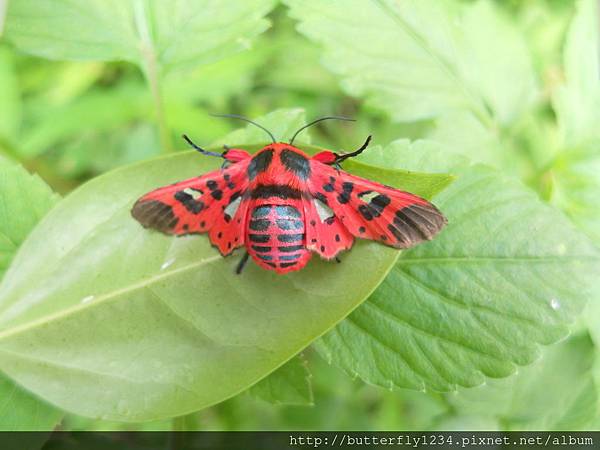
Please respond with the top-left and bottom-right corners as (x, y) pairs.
(0, 0), (599, 432)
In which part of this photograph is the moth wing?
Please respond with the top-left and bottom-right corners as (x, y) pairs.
(307, 161), (447, 249)
(302, 196), (353, 259)
(131, 161), (250, 255)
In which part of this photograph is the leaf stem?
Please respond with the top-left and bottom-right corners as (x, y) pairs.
(133, 0), (173, 153)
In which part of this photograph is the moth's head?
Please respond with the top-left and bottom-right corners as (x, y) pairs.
(223, 148), (252, 162)
(311, 151), (337, 165)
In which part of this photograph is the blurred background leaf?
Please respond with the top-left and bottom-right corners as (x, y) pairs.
(249, 354), (313, 406)
(445, 333), (599, 430)
(5, 0), (277, 153)
(0, 0), (598, 432)
(284, 0), (538, 167)
(5, 0), (275, 70)
(549, 0), (600, 245)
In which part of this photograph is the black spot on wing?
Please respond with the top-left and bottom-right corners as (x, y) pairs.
(205, 179), (223, 200)
(247, 149), (274, 180)
(358, 204), (374, 221)
(314, 192), (328, 205)
(223, 173), (235, 189)
(358, 193), (391, 220)
(337, 182), (354, 204)
(371, 194), (390, 213)
(174, 191), (205, 214)
(281, 148), (311, 179)
(132, 200), (179, 233)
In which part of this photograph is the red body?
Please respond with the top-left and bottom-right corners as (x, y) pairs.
(132, 143), (446, 274)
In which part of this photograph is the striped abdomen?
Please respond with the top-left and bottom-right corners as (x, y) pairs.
(246, 203), (311, 273)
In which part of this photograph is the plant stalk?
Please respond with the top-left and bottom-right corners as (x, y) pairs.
(133, 0), (173, 153)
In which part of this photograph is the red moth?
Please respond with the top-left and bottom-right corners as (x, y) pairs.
(131, 116), (447, 274)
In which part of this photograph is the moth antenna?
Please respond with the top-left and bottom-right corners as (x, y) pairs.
(182, 134), (225, 158)
(211, 113), (276, 143)
(289, 116), (355, 145)
(335, 135), (372, 164)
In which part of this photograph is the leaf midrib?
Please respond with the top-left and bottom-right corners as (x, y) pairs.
(0, 254), (221, 342)
(396, 255), (599, 264)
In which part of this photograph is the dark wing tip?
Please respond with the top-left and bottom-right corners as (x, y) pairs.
(131, 199), (179, 234)
(390, 202), (447, 249)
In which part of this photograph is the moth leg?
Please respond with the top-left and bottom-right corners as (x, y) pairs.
(235, 252), (251, 275)
(220, 145), (233, 169)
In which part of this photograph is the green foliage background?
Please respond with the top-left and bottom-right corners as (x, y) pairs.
(0, 0), (599, 431)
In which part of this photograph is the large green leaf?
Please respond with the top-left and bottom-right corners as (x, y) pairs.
(446, 333), (599, 430)
(317, 164), (600, 391)
(285, 0), (537, 127)
(0, 159), (62, 431)
(0, 111), (451, 421)
(5, 0), (275, 73)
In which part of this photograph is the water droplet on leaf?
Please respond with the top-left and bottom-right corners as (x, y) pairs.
(161, 258), (175, 270)
(80, 295), (95, 304)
